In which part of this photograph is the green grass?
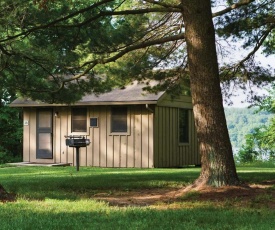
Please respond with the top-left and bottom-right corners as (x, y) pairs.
(237, 162), (275, 183)
(0, 164), (275, 230)
(1, 200), (274, 230)
(0, 167), (198, 200)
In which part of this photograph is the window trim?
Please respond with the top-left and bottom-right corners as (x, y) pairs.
(108, 106), (130, 136)
(70, 107), (89, 135)
(178, 108), (190, 145)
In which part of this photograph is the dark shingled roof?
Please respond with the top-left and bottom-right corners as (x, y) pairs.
(10, 81), (165, 107)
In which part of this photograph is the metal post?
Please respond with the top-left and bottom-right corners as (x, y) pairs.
(76, 147), (80, 171)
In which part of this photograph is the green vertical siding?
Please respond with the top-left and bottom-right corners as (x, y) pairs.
(154, 106), (199, 167)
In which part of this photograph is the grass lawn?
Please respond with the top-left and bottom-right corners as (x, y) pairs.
(0, 164), (275, 230)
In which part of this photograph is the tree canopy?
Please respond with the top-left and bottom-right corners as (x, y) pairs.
(0, 0), (274, 103)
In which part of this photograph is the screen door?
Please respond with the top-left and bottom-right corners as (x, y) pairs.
(36, 109), (53, 159)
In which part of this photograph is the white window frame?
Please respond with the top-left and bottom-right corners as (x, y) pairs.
(108, 106), (130, 136)
(70, 107), (90, 135)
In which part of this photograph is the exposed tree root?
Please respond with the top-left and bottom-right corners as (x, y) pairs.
(170, 176), (248, 198)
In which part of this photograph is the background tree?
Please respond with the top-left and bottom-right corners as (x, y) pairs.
(225, 107), (272, 152)
(0, 76), (22, 163)
(238, 85), (275, 163)
(237, 127), (275, 163)
(0, 0), (274, 187)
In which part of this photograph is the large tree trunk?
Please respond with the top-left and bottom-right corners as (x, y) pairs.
(182, 0), (240, 186)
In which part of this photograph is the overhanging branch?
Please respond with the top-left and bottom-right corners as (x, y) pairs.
(0, 0), (117, 43)
(1, 0), (260, 43)
(59, 7), (180, 29)
(238, 26), (274, 66)
(0, 1), (180, 43)
(143, 0), (181, 10)
(56, 32), (185, 92)
(0, 44), (11, 56)
(82, 33), (185, 68)
(212, 0), (256, 17)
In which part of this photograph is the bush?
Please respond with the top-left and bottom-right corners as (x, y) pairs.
(0, 146), (22, 164)
(0, 148), (9, 164)
(0, 106), (23, 160)
(237, 130), (275, 163)
(237, 148), (259, 163)
(237, 133), (259, 163)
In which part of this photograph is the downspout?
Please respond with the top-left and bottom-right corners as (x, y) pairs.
(145, 104), (154, 113)
(145, 103), (155, 168)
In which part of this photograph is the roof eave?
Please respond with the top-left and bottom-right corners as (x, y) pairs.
(9, 100), (158, 108)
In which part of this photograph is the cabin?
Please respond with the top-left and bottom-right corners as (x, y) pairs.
(10, 81), (200, 168)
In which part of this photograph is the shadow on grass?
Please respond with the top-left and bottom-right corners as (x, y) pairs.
(0, 167), (200, 201)
(1, 166), (275, 202)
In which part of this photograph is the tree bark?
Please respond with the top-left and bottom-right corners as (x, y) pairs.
(182, 0), (240, 186)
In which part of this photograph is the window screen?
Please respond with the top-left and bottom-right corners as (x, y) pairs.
(90, 117), (98, 127)
(179, 109), (189, 143)
(72, 108), (87, 132)
(111, 107), (127, 133)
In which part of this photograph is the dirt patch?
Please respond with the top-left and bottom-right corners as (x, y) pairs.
(1, 180), (275, 208)
(93, 180), (275, 208)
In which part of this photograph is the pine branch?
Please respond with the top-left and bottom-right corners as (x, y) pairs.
(143, 0), (181, 10)
(238, 26), (274, 65)
(212, 0), (256, 17)
(0, 0), (114, 43)
(56, 32), (185, 92)
(0, 1), (180, 43)
(0, 44), (11, 56)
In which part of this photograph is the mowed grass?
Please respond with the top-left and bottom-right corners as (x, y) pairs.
(0, 167), (198, 200)
(0, 164), (275, 230)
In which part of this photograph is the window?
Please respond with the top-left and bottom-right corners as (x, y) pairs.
(179, 109), (189, 143)
(90, 117), (98, 127)
(111, 107), (127, 133)
(72, 108), (87, 132)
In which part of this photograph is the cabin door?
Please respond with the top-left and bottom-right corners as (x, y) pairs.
(36, 109), (53, 159)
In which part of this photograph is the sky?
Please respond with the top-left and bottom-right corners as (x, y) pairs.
(212, 1), (275, 108)
(221, 48), (275, 108)
(229, 54), (274, 108)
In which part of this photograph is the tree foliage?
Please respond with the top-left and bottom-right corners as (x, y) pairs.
(237, 125), (275, 163)
(0, 0), (273, 103)
(0, 107), (23, 163)
(236, 85), (275, 163)
(0, 76), (22, 163)
(225, 107), (272, 151)
(215, 0), (275, 104)
(0, 0), (187, 103)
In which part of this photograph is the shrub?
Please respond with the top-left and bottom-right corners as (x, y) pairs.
(0, 106), (23, 161)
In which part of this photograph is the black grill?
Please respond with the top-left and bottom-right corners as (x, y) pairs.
(65, 135), (90, 171)
(65, 136), (90, 147)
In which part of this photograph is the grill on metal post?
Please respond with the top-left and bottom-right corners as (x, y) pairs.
(65, 135), (90, 171)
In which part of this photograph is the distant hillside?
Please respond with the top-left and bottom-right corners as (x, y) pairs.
(224, 107), (272, 153)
